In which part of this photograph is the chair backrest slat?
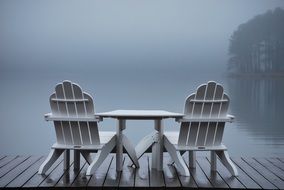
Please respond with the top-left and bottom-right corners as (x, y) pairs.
(202, 82), (215, 117)
(192, 85), (206, 117)
(73, 84), (86, 116)
(204, 122), (217, 146)
(63, 81), (77, 117)
(55, 84), (68, 115)
(70, 121), (82, 145)
(178, 81), (230, 148)
(49, 80), (100, 146)
(211, 85), (223, 117)
(79, 122), (92, 145)
(177, 122), (189, 146)
(62, 121), (73, 144)
(213, 122), (225, 145)
(89, 121), (100, 145)
(219, 94), (229, 117)
(195, 122), (208, 146)
(187, 122), (199, 146)
(54, 121), (65, 144)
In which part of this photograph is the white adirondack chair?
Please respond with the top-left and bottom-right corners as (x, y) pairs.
(164, 81), (238, 176)
(38, 80), (116, 175)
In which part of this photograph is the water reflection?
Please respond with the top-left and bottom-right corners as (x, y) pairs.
(1, 71), (284, 157)
(227, 77), (284, 140)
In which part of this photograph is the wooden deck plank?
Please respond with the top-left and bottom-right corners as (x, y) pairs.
(232, 158), (277, 189)
(229, 158), (262, 189)
(0, 156), (42, 188)
(205, 156), (245, 189)
(183, 155), (213, 188)
(175, 165), (197, 189)
(267, 158), (284, 171)
(103, 156), (123, 188)
(242, 157), (284, 189)
(6, 156), (46, 188)
(0, 155), (30, 178)
(149, 155), (165, 188)
(197, 156), (229, 189)
(134, 154), (150, 188)
(87, 154), (114, 188)
(163, 155), (181, 188)
(0, 156), (6, 161)
(119, 156), (135, 188)
(38, 158), (73, 188)
(70, 162), (89, 189)
(255, 157), (284, 180)
(149, 170), (164, 189)
(0, 155), (283, 189)
(55, 159), (86, 187)
(0, 156), (17, 168)
(278, 158), (284, 163)
(22, 156), (63, 188)
(164, 154), (198, 189)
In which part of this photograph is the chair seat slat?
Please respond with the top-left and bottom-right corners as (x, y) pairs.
(178, 116), (234, 123)
(51, 98), (89, 102)
(51, 143), (103, 150)
(176, 144), (227, 151)
(189, 99), (228, 103)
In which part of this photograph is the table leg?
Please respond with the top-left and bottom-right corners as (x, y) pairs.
(152, 119), (164, 171)
(188, 150), (196, 169)
(127, 131), (158, 167)
(64, 150), (70, 170)
(74, 150), (80, 171)
(116, 119), (125, 171)
(122, 134), (140, 168)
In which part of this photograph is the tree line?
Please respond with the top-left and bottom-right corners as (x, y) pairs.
(228, 7), (284, 74)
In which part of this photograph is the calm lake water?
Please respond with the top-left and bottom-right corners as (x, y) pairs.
(1, 69), (284, 157)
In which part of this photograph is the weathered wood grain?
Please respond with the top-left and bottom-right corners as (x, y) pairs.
(0, 156), (42, 188)
(6, 156), (46, 188)
(232, 158), (277, 189)
(0, 154), (283, 189)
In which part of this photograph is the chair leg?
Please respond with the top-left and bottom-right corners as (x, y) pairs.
(164, 136), (190, 176)
(189, 151), (196, 169)
(216, 150), (238, 176)
(127, 131), (157, 167)
(74, 150), (80, 171)
(86, 135), (116, 175)
(81, 150), (93, 165)
(122, 134), (139, 168)
(136, 131), (158, 159)
(211, 151), (217, 171)
(169, 150), (186, 165)
(64, 150), (70, 170)
(38, 149), (64, 174)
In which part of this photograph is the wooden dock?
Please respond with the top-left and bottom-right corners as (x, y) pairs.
(0, 153), (284, 189)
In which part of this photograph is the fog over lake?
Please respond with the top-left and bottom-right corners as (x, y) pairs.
(0, 0), (284, 157)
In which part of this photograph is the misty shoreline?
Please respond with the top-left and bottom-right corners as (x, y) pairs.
(227, 72), (284, 78)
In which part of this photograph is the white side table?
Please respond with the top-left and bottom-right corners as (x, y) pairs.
(96, 110), (184, 171)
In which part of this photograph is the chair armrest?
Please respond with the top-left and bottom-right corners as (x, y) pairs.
(176, 114), (235, 123)
(95, 116), (104, 122)
(44, 113), (52, 121)
(227, 114), (235, 123)
(44, 113), (102, 122)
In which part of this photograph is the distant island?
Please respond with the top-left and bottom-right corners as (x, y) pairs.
(228, 7), (284, 77)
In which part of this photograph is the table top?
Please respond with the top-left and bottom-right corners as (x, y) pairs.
(96, 110), (184, 119)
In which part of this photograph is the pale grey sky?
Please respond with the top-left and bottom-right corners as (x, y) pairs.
(0, 0), (283, 73)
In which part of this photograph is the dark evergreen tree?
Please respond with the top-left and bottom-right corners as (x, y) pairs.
(228, 7), (284, 73)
